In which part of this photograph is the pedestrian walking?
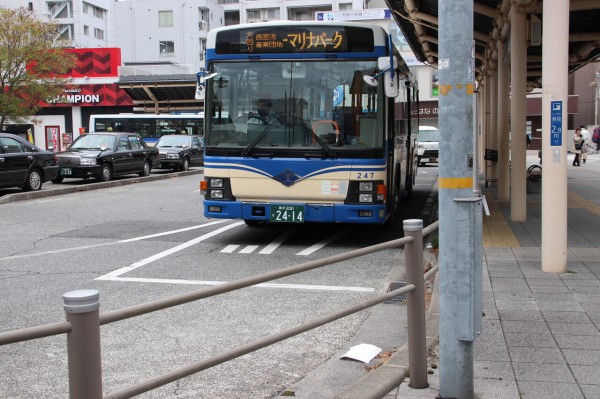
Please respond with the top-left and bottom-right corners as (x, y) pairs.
(580, 125), (590, 163)
(573, 128), (583, 166)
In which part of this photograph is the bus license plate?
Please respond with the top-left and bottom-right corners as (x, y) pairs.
(270, 205), (304, 223)
(60, 168), (72, 176)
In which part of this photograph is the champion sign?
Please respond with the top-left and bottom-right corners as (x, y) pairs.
(49, 93), (101, 105)
(44, 84), (134, 107)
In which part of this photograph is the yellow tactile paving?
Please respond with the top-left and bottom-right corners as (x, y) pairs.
(568, 192), (600, 216)
(482, 195), (521, 248)
(482, 191), (600, 248)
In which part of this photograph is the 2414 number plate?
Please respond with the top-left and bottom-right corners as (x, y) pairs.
(270, 205), (304, 223)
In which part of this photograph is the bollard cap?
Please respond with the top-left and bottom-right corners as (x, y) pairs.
(63, 289), (100, 314)
(403, 219), (423, 232)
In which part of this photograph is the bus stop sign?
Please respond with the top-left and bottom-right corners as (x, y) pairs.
(550, 101), (562, 146)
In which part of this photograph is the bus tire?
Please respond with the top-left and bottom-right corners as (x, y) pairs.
(404, 174), (413, 200)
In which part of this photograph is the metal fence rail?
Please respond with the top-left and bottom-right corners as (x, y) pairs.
(0, 219), (439, 399)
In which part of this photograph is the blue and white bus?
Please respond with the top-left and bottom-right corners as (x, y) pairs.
(200, 21), (419, 225)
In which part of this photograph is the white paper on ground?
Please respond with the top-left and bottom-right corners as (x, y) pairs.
(340, 343), (382, 363)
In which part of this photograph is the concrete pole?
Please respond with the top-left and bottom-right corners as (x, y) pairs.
(541, 0), (568, 273)
(438, 1), (479, 397)
(510, 8), (528, 221)
(489, 70), (498, 186)
(64, 289), (103, 399)
(497, 38), (510, 202)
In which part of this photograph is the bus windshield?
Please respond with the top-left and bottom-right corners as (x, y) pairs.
(205, 60), (384, 152)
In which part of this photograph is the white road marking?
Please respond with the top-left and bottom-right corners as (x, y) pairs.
(94, 275), (374, 292)
(221, 245), (240, 253)
(96, 221), (245, 279)
(258, 227), (295, 254)
(239, 245), (259, 254)
(0, 220), (229, 261)
(296, 230), (350, 256)
(120, 220), (227, 242)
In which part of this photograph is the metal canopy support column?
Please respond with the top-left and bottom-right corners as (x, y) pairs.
(497, 38), (510, 202)
(438, 1), (481, 398)
(541, 0), (568, 273)
(489, 70), (498, 186)
(510, 8), (528, 221)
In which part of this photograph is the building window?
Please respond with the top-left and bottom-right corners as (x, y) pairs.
(246, 10), (261, 20)
(83, 25), (89, 36)
(94, 28), (104, 40)
(267, 8), (280, 19)
(160, 41), (175, 56)
(339, 3), (352, 10)
(159, 10), (173, 27)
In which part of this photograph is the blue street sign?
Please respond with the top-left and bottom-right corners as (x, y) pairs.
(550, 101), (562, 146)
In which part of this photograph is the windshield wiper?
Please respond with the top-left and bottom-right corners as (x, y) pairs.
(291, 116), (336, 159)
(241, 118), (281, 157)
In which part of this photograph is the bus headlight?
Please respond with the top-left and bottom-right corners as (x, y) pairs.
(80, 158), (97, 166)
(359, 182), (373, 191)
(210, 190), (224, 199)
(359, 194), (373, 203)
(210, 178), (224, 188)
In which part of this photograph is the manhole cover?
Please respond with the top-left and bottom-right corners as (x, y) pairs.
(384, 282), (407, 304)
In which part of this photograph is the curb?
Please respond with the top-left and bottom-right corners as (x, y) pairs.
(335, 276), (440, 399)
(0, 169), (203, 205)
(335, 175), (440, 399)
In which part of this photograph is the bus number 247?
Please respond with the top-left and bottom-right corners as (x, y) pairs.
(356, 172), (374, 179)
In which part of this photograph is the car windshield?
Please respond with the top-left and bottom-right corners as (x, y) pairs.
(70, 134), (116, 150)
(419, 130), (439, 142)
(156, 136), (190, 148)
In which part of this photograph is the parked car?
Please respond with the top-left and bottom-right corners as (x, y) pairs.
(155, 134), (204, 171)
(0, 133), (59, 191)
(417, 125), (440, 166)
(52, 132), (159, 183)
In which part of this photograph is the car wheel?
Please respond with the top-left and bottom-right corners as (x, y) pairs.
(51, 176), (64, 184)
(139, 160), (151, 177)
(98, 164), (112, 182)
(23, 168), (43, 191)
(181, 158), (190, 171)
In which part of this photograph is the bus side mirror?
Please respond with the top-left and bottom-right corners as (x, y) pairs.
(362, 56), (399, 98)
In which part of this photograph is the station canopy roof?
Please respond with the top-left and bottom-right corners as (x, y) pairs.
(116, 64), (201, 113)
(385, 0), (600, 89)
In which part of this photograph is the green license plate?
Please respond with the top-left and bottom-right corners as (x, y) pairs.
(60, 168), (72, 176)
(270, 205), (304, 223)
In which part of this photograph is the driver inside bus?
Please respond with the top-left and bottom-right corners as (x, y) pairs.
(248, 94), (279, 125)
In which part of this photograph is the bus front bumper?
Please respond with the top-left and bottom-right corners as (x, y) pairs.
(203, 201), (388, 224)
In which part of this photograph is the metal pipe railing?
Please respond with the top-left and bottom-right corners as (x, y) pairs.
(0, 219), (440, 399)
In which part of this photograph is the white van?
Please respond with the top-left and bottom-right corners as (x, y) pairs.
(417, 125), (439, 166)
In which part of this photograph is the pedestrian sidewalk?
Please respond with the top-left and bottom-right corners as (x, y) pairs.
(390, 152), (600, 399)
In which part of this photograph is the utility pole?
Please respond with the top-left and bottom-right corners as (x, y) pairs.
(438, 1), (483, 398)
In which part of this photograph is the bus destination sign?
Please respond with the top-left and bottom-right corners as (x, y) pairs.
(216, 26), (374, 54)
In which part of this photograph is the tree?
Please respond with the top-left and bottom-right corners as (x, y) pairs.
(0, 7), (75, 128)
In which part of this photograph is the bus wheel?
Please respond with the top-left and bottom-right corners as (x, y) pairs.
(404, 174), (413, 200)
(244, 220), (260, 226)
